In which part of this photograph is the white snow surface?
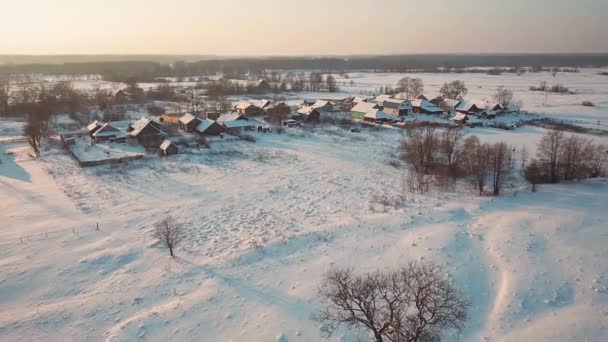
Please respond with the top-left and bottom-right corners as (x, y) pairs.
(1, 70), (608, 341)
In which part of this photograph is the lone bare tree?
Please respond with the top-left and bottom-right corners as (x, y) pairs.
(315, 261), (469, 342)
(439, 80), (468, 100)
(153, 217), (183, 257)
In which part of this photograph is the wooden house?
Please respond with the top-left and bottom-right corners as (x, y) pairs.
(451, 113), (469, 125)
(410, 99), (444, 114)
(382, 100), (412, 117)
(219, 113), (262, 134)
(455, 101), (483, 115)
(179, 113), (201, 132)
(87, 120), (102, 137)
(235, 102), (264, 116)
(195, 118), (226, 136)
(310, 100), (333, 112)
(128, 118), (164, 148)
(91, 123), (125, 142)
(159, 139), (178, 156)
(364, 109), (396, 123)
(296, 106), (321, 122)
(351, 102), (380, 119)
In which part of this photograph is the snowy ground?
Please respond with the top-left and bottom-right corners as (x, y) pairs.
(1, 70), (608, 341)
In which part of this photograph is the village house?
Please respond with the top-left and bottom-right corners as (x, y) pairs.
(417, 94), (429, 101)
(128, 118), (165, 149)
(296, 106), (321, 122)
(179, 113), (201, 132)
(310, 100), (333, 112)
(159, 139), (178, 157)
(87, 120), (102, 137)
(256, 79), (271, 92)
(219, 113), (262, 134)
(410, 99), (444, 114)
(91, 123), (126, 143)
(455, 101), (484, 115)
(351, 101), (381, 119)
(382, 99), (413, 117)
(451, 113), (469, 125)
(235, 102), (264, 116)
(364, 109), (396, 123)
(195, 118), (226, 136)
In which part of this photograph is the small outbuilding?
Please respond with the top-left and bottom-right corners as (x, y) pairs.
(452, 113), (469, 125)
(195, 118), (226, 136)
(351, 102), (381, 119)
(159, 139), (178, 156)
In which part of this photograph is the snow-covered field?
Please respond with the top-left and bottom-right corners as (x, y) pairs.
(1, 71), (608, 341)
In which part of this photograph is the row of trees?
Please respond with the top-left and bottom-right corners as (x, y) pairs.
(525, 130), (608, 190)
(401, 126), (514, 196)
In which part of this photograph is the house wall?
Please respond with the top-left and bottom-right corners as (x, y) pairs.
(352, 111), (366, 119)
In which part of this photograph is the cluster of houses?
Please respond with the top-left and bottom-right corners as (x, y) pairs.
(347, 93), (520, 125)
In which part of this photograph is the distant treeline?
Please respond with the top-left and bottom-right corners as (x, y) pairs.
(1, 54), (607, 82)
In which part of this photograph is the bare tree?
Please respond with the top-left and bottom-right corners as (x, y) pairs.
(315, 261), (469, 342)
(463, 137), (490, 195)
(537, 130), (564, 183)
(559, 135), (587, 180)
(583, 143), (608, 178)
(439, 80), (468, 100)
(153, 217), (183, 257)
(492, 86), (514, 107)
(520, 145), (529, 170)
(488, 142), (513, 196)
(439, 127), (465, 177)
(524, 159), (542, 192)
(325, 75), (338, 93)
(396, 77), (424, 100)
(401, 126), (439, 174)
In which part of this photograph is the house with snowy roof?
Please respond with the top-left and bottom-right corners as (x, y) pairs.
(235, 102), (264, 116)
(218, 113), (262, 134)
(455, 101), (484, 115)
(91, 123), (126, 142)
(310, 100), (333, 112)
(195, 118), (226, 136)
(382, 99), (412, 117)
(179, 113), (201, 132)
(127, 118), (164, 148)
(410, 99), (444, 114)
(364, 109), (397, 123)
(451, 113), (469, 125)
(296, 106), (321, 122)
(159, 139), (178, 157)
(351, 102), (381, 119)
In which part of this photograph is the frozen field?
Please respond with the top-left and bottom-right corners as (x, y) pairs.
(1, 70), (608, 341)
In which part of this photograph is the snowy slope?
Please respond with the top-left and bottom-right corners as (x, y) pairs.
(1, 119), (608, 341)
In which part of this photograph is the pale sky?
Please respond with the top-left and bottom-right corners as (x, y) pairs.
(1, 0), (607, 55)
